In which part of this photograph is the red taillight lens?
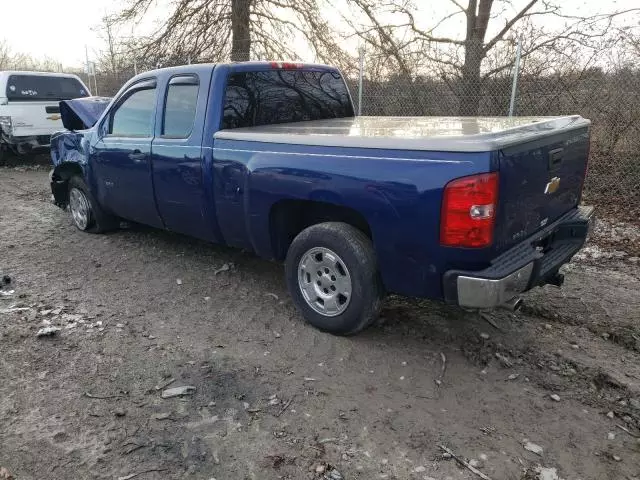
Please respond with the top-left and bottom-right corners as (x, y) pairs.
(440, 172), (499, 248)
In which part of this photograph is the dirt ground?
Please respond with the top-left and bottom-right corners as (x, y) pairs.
(1, 166), (639, 480)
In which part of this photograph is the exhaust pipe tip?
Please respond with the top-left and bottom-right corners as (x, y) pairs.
(499, 297), (523, 312)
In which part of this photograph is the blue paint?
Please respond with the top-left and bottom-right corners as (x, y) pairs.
(50, 62), (588, 302)
(209, 138), (492, 297)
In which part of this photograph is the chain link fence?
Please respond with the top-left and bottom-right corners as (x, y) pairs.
(346, 63), (640, 222)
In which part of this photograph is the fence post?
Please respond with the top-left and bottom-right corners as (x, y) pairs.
(84, 45), (91, 89)
(93, 63), (99, 95)
(508, 36), (522, 117)
(357, 46), (365, 116)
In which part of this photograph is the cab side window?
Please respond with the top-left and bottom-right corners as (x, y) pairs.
(109, 87), (156, 137)
(162, 76), (199, 138)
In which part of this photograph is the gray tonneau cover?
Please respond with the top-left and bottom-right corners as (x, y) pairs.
(215, 115), (590, 153)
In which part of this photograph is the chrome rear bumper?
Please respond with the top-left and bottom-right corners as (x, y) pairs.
(444, 206), (594, 309)
(457, 262), (533, 308)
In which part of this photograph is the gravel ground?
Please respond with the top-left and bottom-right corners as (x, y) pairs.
(1, 167), (639, 480)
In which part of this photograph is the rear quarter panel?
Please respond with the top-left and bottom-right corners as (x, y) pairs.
(212, 138), (495, 298)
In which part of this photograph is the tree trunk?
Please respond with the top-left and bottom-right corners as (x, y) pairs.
(458, 39), (483, 116)
(106, 22), (118, 80)
(231, 0), (251, 61)
(458, 0), (492, 116)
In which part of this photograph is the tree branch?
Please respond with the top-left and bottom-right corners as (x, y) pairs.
(448, 0), (467, 13)
(483, 0), (538, 53)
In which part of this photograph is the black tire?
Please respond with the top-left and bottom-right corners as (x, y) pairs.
(0, 141), (10, 165)
(68, 176), (118, 233)
(285, 222), (384, 335)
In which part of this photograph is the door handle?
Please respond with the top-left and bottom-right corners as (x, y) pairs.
(128, 150), (147, 162)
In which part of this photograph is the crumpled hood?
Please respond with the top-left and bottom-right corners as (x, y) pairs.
(50, 130), (90, 166)
(59, 96), (111, 130)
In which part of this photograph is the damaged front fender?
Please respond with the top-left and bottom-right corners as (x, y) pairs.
(50, 96), (110, 207)
(50, 131), (91, 207)
(50, 130), (91, 168)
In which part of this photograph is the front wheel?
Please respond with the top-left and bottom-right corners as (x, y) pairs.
(67, 176), (117, 233)
(285, 222), (384, 335)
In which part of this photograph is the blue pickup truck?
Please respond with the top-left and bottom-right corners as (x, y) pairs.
(50, 61), (593, 335)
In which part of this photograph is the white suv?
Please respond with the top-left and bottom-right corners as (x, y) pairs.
(0, 71), (91, 157)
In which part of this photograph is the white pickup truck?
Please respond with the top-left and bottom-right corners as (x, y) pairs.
(0, 71), (90, 158)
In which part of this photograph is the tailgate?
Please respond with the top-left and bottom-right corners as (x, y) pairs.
(4, 101), (63, 137)
(493, 125), (590, 251)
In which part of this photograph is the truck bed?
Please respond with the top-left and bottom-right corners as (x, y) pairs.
(215, 115), (590, 152)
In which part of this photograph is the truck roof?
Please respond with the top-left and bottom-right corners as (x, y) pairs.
(129, 61), (340, 80)
(0, 70), (85, 89)
(0, 71), (84, 77)
(215, 115), (590, 153)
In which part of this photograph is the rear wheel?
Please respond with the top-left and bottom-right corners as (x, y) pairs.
(285, 222), (384, 335)
(67, 176), (117, 233)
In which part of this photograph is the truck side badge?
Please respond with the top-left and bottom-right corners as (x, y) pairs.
(544, 177), (561, 194)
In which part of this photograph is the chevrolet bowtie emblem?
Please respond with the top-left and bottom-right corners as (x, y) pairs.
(544, 176), (561, 194)
(46, 114), (61, 121)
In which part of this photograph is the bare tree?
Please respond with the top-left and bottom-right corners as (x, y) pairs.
(112, 0), (351, 68)
(0, 40), (29, 70)
(0, 40), (11, 70)
(346, 0), (640, 115)
(623, 28), (640, 60)
(103, 16), (120, 79)
(231, 0), (251, 61)
(0, 39), (63, 72)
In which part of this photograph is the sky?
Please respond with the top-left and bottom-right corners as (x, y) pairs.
(0, 0), (638, 69)
(1, 0), (130, 67)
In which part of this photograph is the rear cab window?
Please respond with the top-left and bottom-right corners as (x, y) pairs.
(162, 76), (199, 138)
(222, 69), (353, 129)
(5, 75), (88, 101)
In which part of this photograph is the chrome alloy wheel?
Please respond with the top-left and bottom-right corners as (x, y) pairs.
(69, 187), (91, 230)
(298, 247), (352, 316)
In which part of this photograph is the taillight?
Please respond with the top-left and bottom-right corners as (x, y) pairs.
(0, 116), (12, 136)
(269, 62), (304, 70)
(440, 172), (499, 248)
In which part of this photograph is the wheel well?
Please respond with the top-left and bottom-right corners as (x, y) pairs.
(269, 200), (372, 261)
(51, 163), (83, 207)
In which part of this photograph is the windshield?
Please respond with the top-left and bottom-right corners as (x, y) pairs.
(6, 75), (89, 101)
